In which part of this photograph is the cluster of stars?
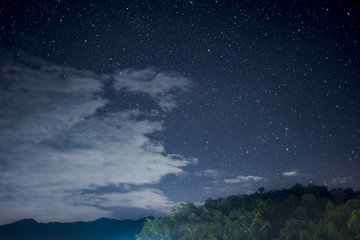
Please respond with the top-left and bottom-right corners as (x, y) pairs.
(1, 0), (359, 202)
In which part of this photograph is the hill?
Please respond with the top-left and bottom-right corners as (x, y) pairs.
(136, 184), (360, 240)
(0, 217), (149, 240)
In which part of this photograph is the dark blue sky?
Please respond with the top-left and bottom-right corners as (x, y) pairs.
(0, 0), (359, 225)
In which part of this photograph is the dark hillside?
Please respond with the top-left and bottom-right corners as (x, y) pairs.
(0, 217), (149, 240)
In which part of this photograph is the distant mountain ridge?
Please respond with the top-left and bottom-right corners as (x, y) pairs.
(0, 217), (150, 240)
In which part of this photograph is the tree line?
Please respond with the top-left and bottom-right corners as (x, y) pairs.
(136, 184), (360, 240)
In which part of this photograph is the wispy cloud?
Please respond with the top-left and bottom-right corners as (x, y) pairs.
(282, 170), (310, 177)
(224, 175), (264, 184)
(197, 169), (221, 178)
(282, 171), (299, 177)
(0, 63), (195, 224)
(84, 188), (177, 211)
(0, 64), (107, 147)
(331, 176), (353, 184)
(113, 69), (192, 112)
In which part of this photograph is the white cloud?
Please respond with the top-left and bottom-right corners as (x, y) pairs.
(282, 171), (299, 177)
(224, 175), (264, 184)
(84, 188), (177, 211)
(0, 64), (107, 146)
(282, 170), (310, 177)
(0, 63), (195, 224)
(113, 69), (192, 111)
(198, 169), (221, 178)
(331, 176), (353, 184)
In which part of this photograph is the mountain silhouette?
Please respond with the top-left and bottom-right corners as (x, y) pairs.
(0, 217), (150, 240)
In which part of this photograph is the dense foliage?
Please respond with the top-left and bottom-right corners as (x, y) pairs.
(136, 184), (360, 240)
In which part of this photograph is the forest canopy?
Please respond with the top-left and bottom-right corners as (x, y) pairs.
(136, 184), (360, 240)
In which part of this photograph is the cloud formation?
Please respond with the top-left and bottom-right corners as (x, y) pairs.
(0, 63), (194, 224)
(224, 175), (264, 184)
(282, 171), (299, 177)
(0, 64), (107, 147)
(113, 69), (192, 111)
(198, 169), (221, 178)
(331, 176), (353, 184)
(282, 170), (310, 177)
(83, 188), (177, 211)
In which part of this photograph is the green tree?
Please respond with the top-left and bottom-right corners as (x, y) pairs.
(230, 208), (270, 240)
(172, 202), (198, 219)
(315, 218), (348, 240)
(277, 218), (310, 240)
(136, 217), (176, 240)
(301, 194), (320, 220)
(330, 188), (346, 204)
(135, 185), (360, 240)
(312, 199), (360, 240)
(285, 195), (300, 212)
(257, 187), (265, 194)
(348, 209), (360, 239)
(222, 215), (246, 240)
(178, 212), (203, 240)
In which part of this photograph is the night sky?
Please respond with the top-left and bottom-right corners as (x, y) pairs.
(0, 0), (359, 225)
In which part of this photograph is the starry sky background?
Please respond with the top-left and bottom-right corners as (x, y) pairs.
(0, 0), (359, 225)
